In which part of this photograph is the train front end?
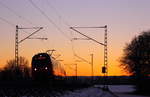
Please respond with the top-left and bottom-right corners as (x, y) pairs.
(32, 53), (54, 80)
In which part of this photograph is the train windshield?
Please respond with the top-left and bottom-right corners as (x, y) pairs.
(33, 56), (49, 67)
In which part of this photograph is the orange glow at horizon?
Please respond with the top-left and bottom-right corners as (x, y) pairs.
(1, 0), (150, 77)
(0, 48), (129, 76)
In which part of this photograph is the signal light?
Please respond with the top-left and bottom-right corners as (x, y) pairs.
(45, 67), (48, 70)
(34, 68), (37, 71)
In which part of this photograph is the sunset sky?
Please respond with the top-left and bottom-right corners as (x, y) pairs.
(0, 0), (150, 76)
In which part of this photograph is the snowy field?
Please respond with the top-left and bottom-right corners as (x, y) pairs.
(0, 86), (116, 97)
(61, 87), (116, 97)
(1, 85), (150, 97)
(109, 85), (150, 97)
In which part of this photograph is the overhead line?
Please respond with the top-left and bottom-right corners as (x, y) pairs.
(0, 16), (33, 34)
(28, 0), (70, 40)
(29, 0), (80, 67)
(0, 1), (35, 25)
(18, 27), (43, 43)
(72, 26), (106, 28)
(0, 1), (37, 34)
(70, 27), (105, 46)
(0, 16), (15, 27)
(46, 0), (75, 43)
(44, 0), (78, 63)
(46, 0), (71, 27)
(74, 54), (91, 64)
(46, 0), (77, 61)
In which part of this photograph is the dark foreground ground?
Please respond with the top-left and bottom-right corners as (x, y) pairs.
(0, 76), (149, 97)
(0, 80), (92, 97)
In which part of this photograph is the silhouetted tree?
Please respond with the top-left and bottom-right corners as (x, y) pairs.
(1, 56), (30, 80)
(120, 31), (150, 94)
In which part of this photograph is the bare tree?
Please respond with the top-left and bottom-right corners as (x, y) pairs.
(120, 31), (150, 94)
(1, 56), (30, 80)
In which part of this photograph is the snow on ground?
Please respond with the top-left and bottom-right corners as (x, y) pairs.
(109, 85), (135, 93)
(61, 87), (116, 97)
(0, 86), (117, 97)
(109, 85), (150, 97)
(2, 85), (150, 97)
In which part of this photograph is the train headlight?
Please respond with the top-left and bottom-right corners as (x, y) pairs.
(34, 68), (37, 71)
(45, 67), (48, 70)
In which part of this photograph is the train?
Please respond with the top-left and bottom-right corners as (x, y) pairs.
(31, 53), (54, 80)
(31, 52), (66, 81)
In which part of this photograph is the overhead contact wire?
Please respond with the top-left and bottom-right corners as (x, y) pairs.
(28, 0), (70, 40)
(0, 1), (35, 26)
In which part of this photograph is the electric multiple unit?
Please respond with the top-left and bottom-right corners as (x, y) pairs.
(31, 53), (54, 80)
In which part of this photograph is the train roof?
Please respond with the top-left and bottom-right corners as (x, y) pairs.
(32, 53), (50, 58)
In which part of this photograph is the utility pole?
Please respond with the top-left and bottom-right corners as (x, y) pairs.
(75, 63), (77, 80)
(15, 25), (46, 69)
(15, 25), (19, 68)
(64, 63), (78, 80)
(90, 54), (94, 82)
(70, 25), (108, 89)
(103, 26), (108, 90)
(74, 53), (94, 81)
